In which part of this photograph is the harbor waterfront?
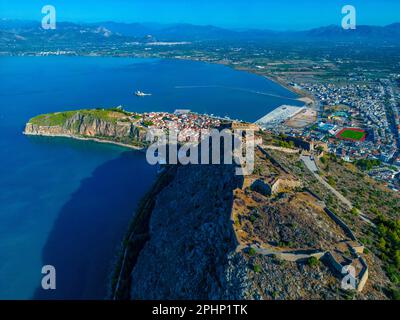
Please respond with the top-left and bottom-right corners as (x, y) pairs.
(0, 56), (302, 299)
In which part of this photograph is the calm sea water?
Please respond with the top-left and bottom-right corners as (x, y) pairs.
(0, 56), (301, 299)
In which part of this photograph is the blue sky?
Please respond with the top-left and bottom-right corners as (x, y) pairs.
(1, 0), (399, 30)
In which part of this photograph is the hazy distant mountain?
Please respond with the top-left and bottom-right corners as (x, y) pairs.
(154, 23), (238, 40)
(0, 19), (127, 46)
(1, 19), (399, 45)
(0, 19), (39, 31)
(304, 23), (400, 41)
(95, 21), (400, 42)
(93, 21), (164, 37)
(96, 21), (239, 40)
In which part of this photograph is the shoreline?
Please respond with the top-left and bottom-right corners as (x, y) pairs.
(23, 131), (146, 152)
(231, 65), (318, 109)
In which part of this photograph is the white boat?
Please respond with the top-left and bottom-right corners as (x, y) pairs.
(135, 90), (152, 97)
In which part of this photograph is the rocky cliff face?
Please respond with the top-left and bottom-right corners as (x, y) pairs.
(24, 112), (147, 144)
(130, 164), (250, 300)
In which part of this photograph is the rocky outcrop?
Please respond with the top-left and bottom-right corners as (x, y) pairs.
(24, 123), (67, 136)
(24, 112), (148, 145)
(130, 164), (247, 300)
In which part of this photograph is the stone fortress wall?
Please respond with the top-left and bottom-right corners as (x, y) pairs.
(231, 145), (369, 292)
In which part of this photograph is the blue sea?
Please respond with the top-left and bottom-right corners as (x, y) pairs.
(0, 56), (301, 299)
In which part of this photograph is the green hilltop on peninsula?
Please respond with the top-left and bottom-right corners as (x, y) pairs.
(28, 107), (132, 126)
(24, 107), (148, 148)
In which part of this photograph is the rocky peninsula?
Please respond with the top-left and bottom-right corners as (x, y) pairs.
(24, 108), (149, 149)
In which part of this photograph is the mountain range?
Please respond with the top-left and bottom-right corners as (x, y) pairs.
(1, 19), (399, 44)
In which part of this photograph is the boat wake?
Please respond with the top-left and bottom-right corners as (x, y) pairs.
(174, 85), (299, 101)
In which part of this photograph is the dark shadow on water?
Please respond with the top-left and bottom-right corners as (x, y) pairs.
(32, 151), (156, 300)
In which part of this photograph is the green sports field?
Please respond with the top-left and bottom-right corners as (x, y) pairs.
(337, 129), (366, 141)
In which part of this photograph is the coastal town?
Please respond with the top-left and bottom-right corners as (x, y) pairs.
(134, 73), (400, 190)
(139, 110), (222, 142)
(254, 78), (400, 191)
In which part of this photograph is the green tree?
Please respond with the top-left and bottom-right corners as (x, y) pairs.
(307, 257), (320, 267)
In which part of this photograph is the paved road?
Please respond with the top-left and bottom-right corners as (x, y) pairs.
(300, 155), (318, 173)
